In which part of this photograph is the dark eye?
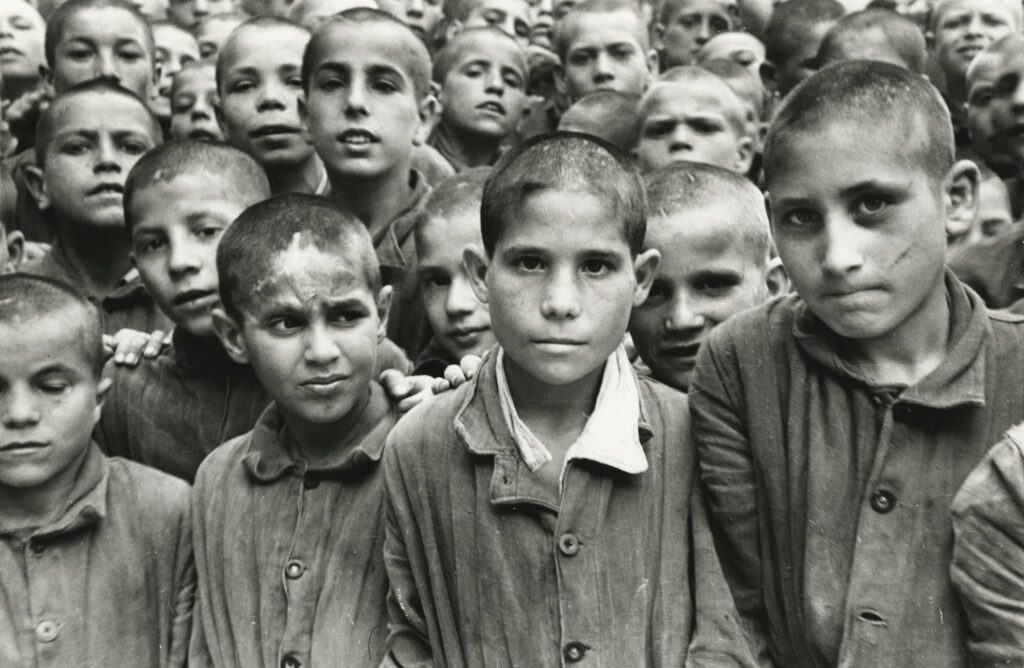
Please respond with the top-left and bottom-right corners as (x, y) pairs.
(196, 226), (222, 240)
(691, 119), (724, 134)
(122, 139), (150, 155)
(65, 46), (92, 61)
(200, 43), (217, 59)
(711, 16), (729, 33)
(781, 208), (822, 228)
(854, 196), (888, 216)
(643, 282), (670, 305)
(644, 120), (675, 138)
(60, 141), (90, 156)
(39, 379), (71, 394)
(581, 259), (611, 276)
(269, 316), (303, 332)
(695, 276), (739, 294)
(516, 256), (545, 271)
(515, 20), (530, 38)
(331, 309), (366, 325)
(286, 75), (303, 88)
(423, 274), (451, 289)
(372, 78), (399, 93)
(228, 79), (255, 93)
(136, 237), (165, 254)
(569, 51), (592, 66)
(118, 47), (144, 62)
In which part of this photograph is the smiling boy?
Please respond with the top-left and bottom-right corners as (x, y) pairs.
(190, 194), (399, 666)
(689, 61), (1024, 665)
(383, 133), (754, 665)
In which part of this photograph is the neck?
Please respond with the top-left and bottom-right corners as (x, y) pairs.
(285, 391), (372, 468)
(1, 75), (41, 105)
(0, 445), (87, 532)
(503, 353), (604, 440)
(435, 124), (500, 169)
(944, 70), (967, 108)
(266, 154), (324, 196)
(55, 223), (132, 294)
(840, 276), (951, 387)
(327, 162), (413, 237)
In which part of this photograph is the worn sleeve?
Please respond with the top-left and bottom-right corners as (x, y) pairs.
(167, 494), (196, 668)
(187, 467), (217, 668)
(381, 436), (433, 668)
(688, 332), (772, 664)
(951, 429), (1024, 667)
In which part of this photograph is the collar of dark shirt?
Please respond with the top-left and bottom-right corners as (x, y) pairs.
(172, 327), (243, 373)
(792, 268), (988, 409)
(412, 336), (458, 378)
(0, 442), (107, 538)
(31, 238), (147, 308)
(243, 382), (394, 482)
(453, 350), (655, 509)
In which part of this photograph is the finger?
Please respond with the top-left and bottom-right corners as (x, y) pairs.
(431, 378), (451, 394)
(443, 365), (466, 388)
(459, 355), (483, 380)
(379, 369), (413, 400)
(143, 330), (166, 357)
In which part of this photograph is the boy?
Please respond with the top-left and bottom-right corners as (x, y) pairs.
(443, 0), (532, 48)
(0, 217), (25, 274)
(413, 169), (496, 376)
(376, 0), (443, 44)
(168, 0), (236, 30)
(100, 140), (412, 483)
(653, 0), (739, 69)
(302, 8), (436, 356)
(760, 0), (844, 101)
(383, 132), (755, 665)
(0, 274), (193, 667)
(216, 18), (327, 196)
(815, 8), (929, 73)
(21, 80), (169, 335)
(633, 66), (755, 174)
(169, 60), (224, 141)
(0, 0), (46, 114)
(689, 61), (1024, 666)
(696, 31), (765, 78)
(926, 0), (1021, 147)
(552, 0), (658, 106)
(429, 27), (529, 171)
(558, 89), (641, 152)
(196, 12), (248, 61)
(190, 194), (397, 666)
(948, 167), (1015, 249)
(290, 0), (378, 28)
(629, 161), (784, 390)
(151, 21), (201, 127)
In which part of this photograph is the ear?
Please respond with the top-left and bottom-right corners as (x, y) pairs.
(631, 248), (661, 305)
(734, 135), (755, 174)
(765, 256), (789, 297)
(23, 164), (51, 211)
(212, 307), (251, 365)
(645, 49), (660, 83)
(40, 63), (55, 94)
(297, 91), (313, 145)
(463, 243), (490, 304)
(759, 60), (777, 90)
(376, 284), (393, 342)
(93, 376), (113, 424)
(943, 160), (980, 239)
(652, 22), (665, 51)
(3, 230), (24, 273)
(553, 62), (569, 97)
(414, 94), (441, 146)
(444, 18), (463, 42)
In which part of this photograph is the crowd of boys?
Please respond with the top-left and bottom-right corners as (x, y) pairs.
(2, 0), (1024, 664)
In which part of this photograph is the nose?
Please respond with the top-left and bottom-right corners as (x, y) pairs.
(965, 12), (984, 37)
(484, 68), (504, 95)
(593, 50), (614, 83)
(445, 275), (478, 317)
(820, 217), (866, 278)
(94, 136), (121, 174)
(2, 386), (42, 430)
(256, 80), (287, 111)
(541, 268), (582, 319)
(665, 294), (705, 334)
(194, 0), (210, 16)
(98, 50), (120, 81)
(407, 0), (424, 18)
(167, 238), (202, 278)
(304, 321), (341, 366)
(191, 96), (214, 120)
(344, 79), (369, 117)
(697, 17), (712, 44)
(669, 124), (694, 153)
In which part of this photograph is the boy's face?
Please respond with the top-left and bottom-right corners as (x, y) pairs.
(438, 39), (528, 141)
(629, 205), (768, 390)
(153, 24), (201, 120)
(0, 314), (105, 491)
(971, 176), (1015, 243)
(771, 19), (834, 99)
(168, 0), (236, 30)
(220, 243), (388, 426)
(657, 0), (737, 68)
(986, 45), (1024, 166)
(48, 7), (156, 98)
(131, 175), (247, 337)
(418, 211), (496, 359)
(35, 93), (160, 231)
(635, 82), (752, 174)
(377, 0), (444, 43)
(304, 22), (429, 180)
(767, 119), (975, 341)
(218, 25), (313, 170)
(698, 32), (764, 78)
(556, 9), (656, 101)
(821, 28), (918, 71)
(966, 53), (1014, 170)
(241, 0), (296, 16)
(463, 0), (532, 48)
(170, 66), (224, 141)
(930, 0), (1017, 83)
(467, 188), (658, 388)
(197, 16), (243, 61)
(0, 0), (45, 85)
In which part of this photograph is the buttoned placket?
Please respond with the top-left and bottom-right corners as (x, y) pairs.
(23, 536), (64, 662)
(278, 461), (315, 668)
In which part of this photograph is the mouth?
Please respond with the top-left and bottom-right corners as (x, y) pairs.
(0, 46), (24, 58)
(0, 441), (49, 455)
(172, 288), (217, 308)
(532, 337), (586, 351)
(300, 374), (350, 395)
(188, 128), (221, 142)
(476, 101), (506, 116)
(957, 45), (983, 59)
(659, 341), (701, 360)
(448, 325), (490, 344)
(87, 183), (125, 197)
(250, 124), (300, 139)
(336, 129), (380, 145)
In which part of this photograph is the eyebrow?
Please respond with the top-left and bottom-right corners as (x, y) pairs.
(316, 61), (410, 81)
(32, 363), (80, 377)
(839, 179), (911, 199)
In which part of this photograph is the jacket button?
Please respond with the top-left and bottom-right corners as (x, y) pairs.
(558, 533), (580, 556)
(285, 560), (304, 579)
(564, 641), (587, 662)
(35, 620), (59, 643)
(870, 489), (896, 514)
(281, 655), (301, 668)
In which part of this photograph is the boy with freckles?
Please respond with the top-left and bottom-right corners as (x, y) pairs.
(689, 61), (1024, 666)
(428, 27), (529, 171)
(302, 8), (437, 356)
(383, 133), (755, 666)
(189, 195), (399, 667)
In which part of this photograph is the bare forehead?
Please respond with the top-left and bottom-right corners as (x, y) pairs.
(312, 21), (424, 74)
(643, 80), (741, 115)
(223, 24), (309, 67)
(51, 92), (157, 134)
(62, 6), (150, 43)
(449, 34), (526, 70)
(564, 9), (646, 47)
(1, 0), (44, 25)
